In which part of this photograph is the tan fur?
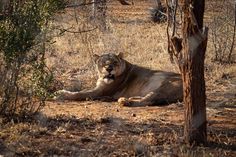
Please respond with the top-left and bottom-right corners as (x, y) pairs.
(55, 53), (183, 106)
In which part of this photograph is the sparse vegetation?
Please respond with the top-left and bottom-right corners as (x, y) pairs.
(0, 0), (235, 156)
(208, 0), (236, 64)
(0, 0), (66, 119)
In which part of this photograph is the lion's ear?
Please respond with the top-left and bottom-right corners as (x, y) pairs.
(93, 54), (100, 62)
(117, 52), (124, 59)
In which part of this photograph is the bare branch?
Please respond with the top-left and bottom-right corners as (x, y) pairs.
(65, 1), (98, 8)
(57, 27), (98, 34)
(228, 2), (236, 62)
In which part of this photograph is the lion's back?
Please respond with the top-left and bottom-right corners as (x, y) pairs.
(112, 65), (182, 98)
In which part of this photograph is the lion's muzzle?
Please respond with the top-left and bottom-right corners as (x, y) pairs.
(103, 73), (115, 84)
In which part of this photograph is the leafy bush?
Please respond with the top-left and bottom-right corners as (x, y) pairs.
(0, 0), (66, 120)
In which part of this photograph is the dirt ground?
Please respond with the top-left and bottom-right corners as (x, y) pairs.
(0, 0), (236, 156)
(0, 96), (235, 156)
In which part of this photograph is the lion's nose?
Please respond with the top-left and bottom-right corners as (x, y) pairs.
(106, 66), (113, 72)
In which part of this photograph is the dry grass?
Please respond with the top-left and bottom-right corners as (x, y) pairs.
(46, 0), (180, 89)
(0, 102), (235, 156)
(0, 0), (235, 156)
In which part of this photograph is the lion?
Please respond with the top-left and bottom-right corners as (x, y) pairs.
(54, 53), (183, 107)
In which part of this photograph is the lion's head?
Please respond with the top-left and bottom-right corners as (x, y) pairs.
(94, 53), (126, 84)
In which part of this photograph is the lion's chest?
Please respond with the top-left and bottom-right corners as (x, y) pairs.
(113, 73), (167, 98)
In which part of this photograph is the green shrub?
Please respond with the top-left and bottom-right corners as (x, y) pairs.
(0, 0), (66, 120)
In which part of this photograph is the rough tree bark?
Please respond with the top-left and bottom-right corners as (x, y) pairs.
(171, 0), (208, 144)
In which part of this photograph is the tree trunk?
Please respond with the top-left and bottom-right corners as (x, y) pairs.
(180, 0), (208, 145)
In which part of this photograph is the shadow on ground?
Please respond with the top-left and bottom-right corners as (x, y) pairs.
(1, 107), (235, 157)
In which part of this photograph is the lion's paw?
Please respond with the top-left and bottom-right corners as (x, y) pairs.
(53, 90), (70, 101)
(118, 97), (130, 106)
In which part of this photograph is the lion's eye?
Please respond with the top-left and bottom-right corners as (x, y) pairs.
(101, 61), (106, 66)
(113, 61), (119, 66)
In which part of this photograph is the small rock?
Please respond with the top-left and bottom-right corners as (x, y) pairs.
(80, 137), (94, 143)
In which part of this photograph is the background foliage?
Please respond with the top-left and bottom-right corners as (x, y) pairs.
(0, 0), (66, 120)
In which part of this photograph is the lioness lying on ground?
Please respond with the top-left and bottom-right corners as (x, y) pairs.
(54, 53), (183, 106)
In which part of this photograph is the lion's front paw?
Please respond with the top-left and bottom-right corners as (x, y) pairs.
(118, 97), (130, 106)
(53, 90), (70, 101)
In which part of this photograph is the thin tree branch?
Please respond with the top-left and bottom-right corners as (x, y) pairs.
(65, 1), (99, 8)
(172, 0), (178, 37)
(57, 26), (98, 34)
(228, 2), (236, 62)
(166, 0), (173, 62)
